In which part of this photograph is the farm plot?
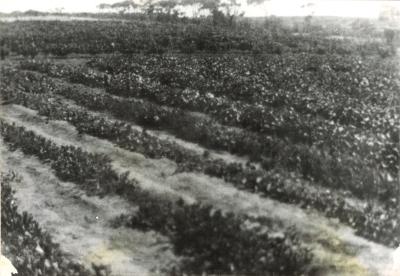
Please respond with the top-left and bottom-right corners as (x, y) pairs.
(0, 19), (399, 276)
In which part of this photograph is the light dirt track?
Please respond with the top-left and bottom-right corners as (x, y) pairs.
(0, 141), (181, 275)
(0, 103), (397, 275)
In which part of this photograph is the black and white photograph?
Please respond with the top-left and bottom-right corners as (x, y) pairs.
(0, 0), (399, 275)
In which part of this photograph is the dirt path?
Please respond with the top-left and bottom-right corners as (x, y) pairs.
(0, 142), (180, 276)
(0, 103), (397, 275)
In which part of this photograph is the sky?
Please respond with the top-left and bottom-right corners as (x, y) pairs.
(0, 0), (399, 18)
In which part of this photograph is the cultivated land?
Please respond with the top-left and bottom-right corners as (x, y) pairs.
(0, 15), (399, 275)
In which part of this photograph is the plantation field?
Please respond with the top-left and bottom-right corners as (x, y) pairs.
(0, 16), (399, 275)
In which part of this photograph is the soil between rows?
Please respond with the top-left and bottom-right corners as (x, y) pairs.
(0, 103), (396, 275)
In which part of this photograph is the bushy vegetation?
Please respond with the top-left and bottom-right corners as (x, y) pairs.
(1, 13), (399, 273)
(13, 57), (399, 203)
(1, 172), (105, 276)
(0, 122), (313, 275)
(0, 18), (393, 57)
(2, 70), (400, 248)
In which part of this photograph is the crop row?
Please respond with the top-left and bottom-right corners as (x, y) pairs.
(1, 82), (399, 247)
(87, 53), (399, 118)
(20, 59), (397, 149)
(4, 68), (397, 198)
(1, 172), (105, 276)
(0, 121), (312, 275)
(0, 20), (391, 57)
(19, 60), (399, 179)
(20, 53), (400, 138)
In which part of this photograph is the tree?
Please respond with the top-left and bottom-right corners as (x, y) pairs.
(219, 0), (243, 26)
(97, 3), (112, 11)
(98, 0), (140, 13)
(102, 0), (244, 22)
(157, 0), (179, 14)
(384, 28), (399, 55)
(181, 0), (243, 26)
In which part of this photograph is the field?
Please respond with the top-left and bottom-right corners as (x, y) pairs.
(0, 15), (399, 275)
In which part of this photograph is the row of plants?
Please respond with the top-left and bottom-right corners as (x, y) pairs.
(20, 59), (397, 148)
(88, 53), (399, 148)
(1, 82), (399, 248)
(0, 20), (392, 56)
(0, 121), (313, 275)
(19, 60), (398, 178)
(87, 53), (399, 109)
(88, 54), (399, 147)
(14, 61), (399, 177)
(4, 68), (397, 197)
(1, 172), (108, 276)
(19, 50), (400, 136)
